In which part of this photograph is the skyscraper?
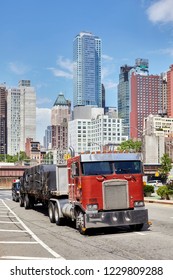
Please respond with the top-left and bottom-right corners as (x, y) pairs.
(7, 80), (36, 155)
(43, 126), (52, 149)
(73, 31), (102, 107)
(0, 84), (7, 155)
(130, 71), (162, 138)
(118, 64), (133, 137)
(118, 59), (162, 139)
(51, 93), (71, 149)
(167, 65), (173, 118)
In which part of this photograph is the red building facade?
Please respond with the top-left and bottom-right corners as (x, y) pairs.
(130, 73), (162, 139)
(167, 65), (173, 118)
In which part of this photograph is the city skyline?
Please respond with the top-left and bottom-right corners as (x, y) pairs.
(1, 0), (173, 143)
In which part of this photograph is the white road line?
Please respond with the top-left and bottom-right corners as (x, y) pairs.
(0, 229), (28, 232)
(0, 215), (15, 218)
(1, 256), (55, 259)
(0, 221), (20, 224)
(0, 241), (38, 244)
(135, 232), (147, 236)
(1, 200), (64, 259)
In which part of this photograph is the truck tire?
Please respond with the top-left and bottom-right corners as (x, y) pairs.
(19, 196), (24, 207)
(24, 194), (30, 209)
(48, 202), (55, 223)
(76, 211), (87, 235)
(15, 196), (19, 202)
(54, 204), (64, 225)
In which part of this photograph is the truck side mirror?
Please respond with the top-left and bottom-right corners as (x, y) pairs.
(71, 162), (79, 177)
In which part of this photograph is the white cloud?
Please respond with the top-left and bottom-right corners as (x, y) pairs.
(102, 54), (113, 61)
(48, 56), (73, 79)
(56, 56), (73, 72)
(101, 54), (117, 92)
(36, 107), (51, 144)
(48, 67), (73, 79)
(9, 62), (29, 75)
(147, 0), (173, 23)
(149, 47), (173, 57)
(104, 81), (118, 90)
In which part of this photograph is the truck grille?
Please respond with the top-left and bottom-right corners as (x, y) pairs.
(102, 179), (129, 210)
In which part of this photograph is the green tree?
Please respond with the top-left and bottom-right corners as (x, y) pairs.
(159, 153), (172, 182)
(117, 139), (142, 152)
(0, 151), (29, 163)
(43, 152), (53, 164)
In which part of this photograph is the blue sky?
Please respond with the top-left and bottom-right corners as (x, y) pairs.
(1, 0), (173, 144)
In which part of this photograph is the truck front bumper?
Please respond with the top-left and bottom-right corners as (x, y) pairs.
(84, 209), (148, 229)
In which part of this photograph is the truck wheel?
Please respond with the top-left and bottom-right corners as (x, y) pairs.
(24, 194), (30, 209)
(76, 211), (87, 235)
(19, 196), (24, 207)
(48, 202), (55, 223)
(15, 196), (19, 202)
(54, 204), (63, 225)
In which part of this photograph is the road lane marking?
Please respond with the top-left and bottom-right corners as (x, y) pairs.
(0, 229), (28, 232)
(0, 215), (15, 218)
(1, 256), (55, 259)
(1, 200), (65, 259)
(0, 221), (20, 223)
(0, 241), (38, 244)
(135, 232), (147, 236)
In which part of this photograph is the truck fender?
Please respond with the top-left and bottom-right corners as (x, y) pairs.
(50, 198), (68, 219)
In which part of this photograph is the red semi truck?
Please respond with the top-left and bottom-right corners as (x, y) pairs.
(20, 149), (149, 234)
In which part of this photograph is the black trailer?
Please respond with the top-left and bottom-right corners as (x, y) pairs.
(20, 164), (57, 208)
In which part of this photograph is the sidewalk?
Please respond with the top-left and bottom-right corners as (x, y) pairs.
(144, 194), (173, 205)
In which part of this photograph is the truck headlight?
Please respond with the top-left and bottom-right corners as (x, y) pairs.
(134, 201), (144, 207)
(86, 204), (98, 212)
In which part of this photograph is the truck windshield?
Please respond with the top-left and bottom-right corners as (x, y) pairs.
(82, 161), (114, 175)
(114, 161), (142, 174)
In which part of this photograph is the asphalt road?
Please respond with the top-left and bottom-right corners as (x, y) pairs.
(0, 190), (173, 260)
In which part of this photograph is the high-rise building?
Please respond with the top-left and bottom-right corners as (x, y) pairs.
(161, 72), (167, 116)
(73, 31), (102, 107)
(167, 65), (173, 117)
(51, 93), (71, 149)
(43, 126), (52, 149)
(118, 64), (133, 136)
(118, 59), (163, 139)
(7, 80), (36, 155)
(68, 107), (127, 155)
(102, 84), (106, 111)
(130, 68), (162, 139)
(0, 84), (7, 155)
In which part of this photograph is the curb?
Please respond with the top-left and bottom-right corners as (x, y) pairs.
(144, 198), (173, 205)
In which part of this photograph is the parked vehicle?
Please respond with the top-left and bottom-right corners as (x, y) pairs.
(147, 180), (163, 187)
(20, 148), (149, 234)
(12, 179), (21, 202)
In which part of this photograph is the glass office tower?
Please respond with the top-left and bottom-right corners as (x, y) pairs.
(73, 32), (102, 107)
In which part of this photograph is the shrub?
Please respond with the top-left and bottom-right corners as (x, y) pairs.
(167, 184), (173, 195)
(156, 185), (168, 199)
(144, 185), (154, 196)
